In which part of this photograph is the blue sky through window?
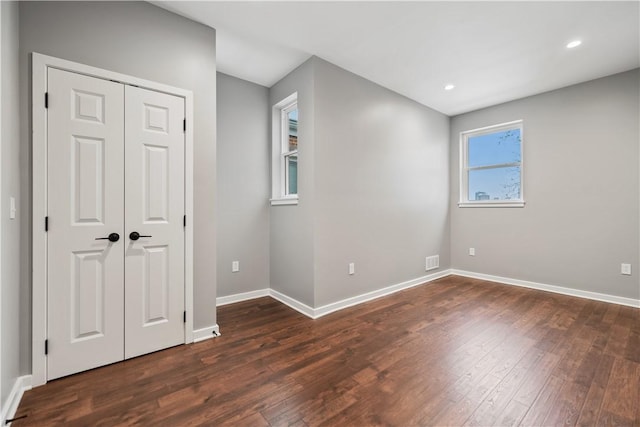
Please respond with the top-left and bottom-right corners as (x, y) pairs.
(469, 167), (520, 200)
(468, 129), (521, 167)
(467, 128), (521, 201)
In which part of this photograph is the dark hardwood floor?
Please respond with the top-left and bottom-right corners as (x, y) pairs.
(14, 276), (640, 426)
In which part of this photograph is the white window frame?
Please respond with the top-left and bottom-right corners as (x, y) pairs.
(271, 92), (298, 206)
(459, 119), (524, 208)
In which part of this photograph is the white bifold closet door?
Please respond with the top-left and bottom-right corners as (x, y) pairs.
(123, 85), (185, 359)
(47, 68), (185, 380)
(47, 68), (125, 380)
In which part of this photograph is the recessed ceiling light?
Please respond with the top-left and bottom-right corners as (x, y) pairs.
(566, 40), (582, 49)
(444, 84), (455, 91)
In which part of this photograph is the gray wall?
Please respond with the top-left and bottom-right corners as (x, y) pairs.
(1, 0), (21, 410)
(313, 59), (450, 306)
(217, 73), (270, 297)
(19, 1), (217, 373)
(269, 59), (316, 306)
(450, 69), (640, 300)
(267, 57), (450, 308)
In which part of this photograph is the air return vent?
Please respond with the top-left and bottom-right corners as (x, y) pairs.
(425, 255), (439, 271)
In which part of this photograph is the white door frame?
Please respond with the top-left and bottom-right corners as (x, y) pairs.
(32, 53), (195, 387)
(0, 2), (4, 409)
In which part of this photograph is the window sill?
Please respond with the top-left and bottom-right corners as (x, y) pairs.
(270, 197), (298, 206)
(458, 201), (525, 208)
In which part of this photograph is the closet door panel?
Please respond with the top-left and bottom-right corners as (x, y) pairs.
(47, 68), (125, 380)
(124, 86), (185, 359)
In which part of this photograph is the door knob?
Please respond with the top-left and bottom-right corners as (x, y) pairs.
(129, 231), (152, 241)
(95, 233), (120, 242)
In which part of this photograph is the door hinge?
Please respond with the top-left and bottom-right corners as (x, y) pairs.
(44, 339), (48, 355)
(45, 92), (49, 109)
(183, 215), (186, 228)
(183, 119), (186, 133)
(45, 216), (49, 232)
(183, 311), (186, 323)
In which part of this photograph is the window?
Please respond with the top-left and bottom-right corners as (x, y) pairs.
(459, 120), (524, 207)
(271, 93), (298, 205)
(283, 107), (298, 195)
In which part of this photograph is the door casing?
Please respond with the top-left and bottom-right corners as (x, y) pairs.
(32, 52), (195, 387)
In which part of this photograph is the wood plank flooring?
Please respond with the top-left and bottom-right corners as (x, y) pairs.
(14, 276), (640, 426)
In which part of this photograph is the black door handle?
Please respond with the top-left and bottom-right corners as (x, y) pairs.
(95, 233), (120, 242)
(129, 232), (152, 241)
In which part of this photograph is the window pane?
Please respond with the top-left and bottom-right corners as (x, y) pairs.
(468, 166), (520, 201)
(286, 153), (298, 195)
(468, 128), (520, 167)
(287, 109), (298, 152)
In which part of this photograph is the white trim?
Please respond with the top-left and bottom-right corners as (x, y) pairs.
(0, 1), (3, 408)
(270, 197), (299, 206)
(461, 119), (524, 138)
(267, 270), (452, 319)
(451, 269), (640, 308)
(216, 289), (270, 306)
(216, 288), (314, 315)
(215, 269), (638, 325)
(35, 54), (192, 97)
(193, 325), (220, 343)
(458, 202), (525, 208)
(314, 270), (452, 318)
(31, 53), (195, 387)
(269, 289), (317, 318)
(184, 93), (194, 345)
(31, 52), (48, 387)
(1, 375), (32, 425)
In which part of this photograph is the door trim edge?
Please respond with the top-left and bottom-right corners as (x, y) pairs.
(31, 52), (195, 386)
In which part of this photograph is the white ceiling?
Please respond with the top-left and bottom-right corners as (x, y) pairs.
(156, 1), (639, 116)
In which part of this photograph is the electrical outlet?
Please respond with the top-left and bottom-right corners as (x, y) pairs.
(621, 263), (631, 275)
(469, 248), (475, 256)
(348, 263), (355, 275)
(232, 261), (240, 273)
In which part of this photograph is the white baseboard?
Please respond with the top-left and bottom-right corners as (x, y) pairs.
(216, 269), (639, 322)
(313, 269), (452, 318)
(451, 269), (640, 308)
(193, 324), (220, 343)
(2, 375), (32, 425)
(215, 287), (316, 318)
(269, 289), (316, 318)
(216, 289), (269, 306)
(218, 270), (453, 320)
